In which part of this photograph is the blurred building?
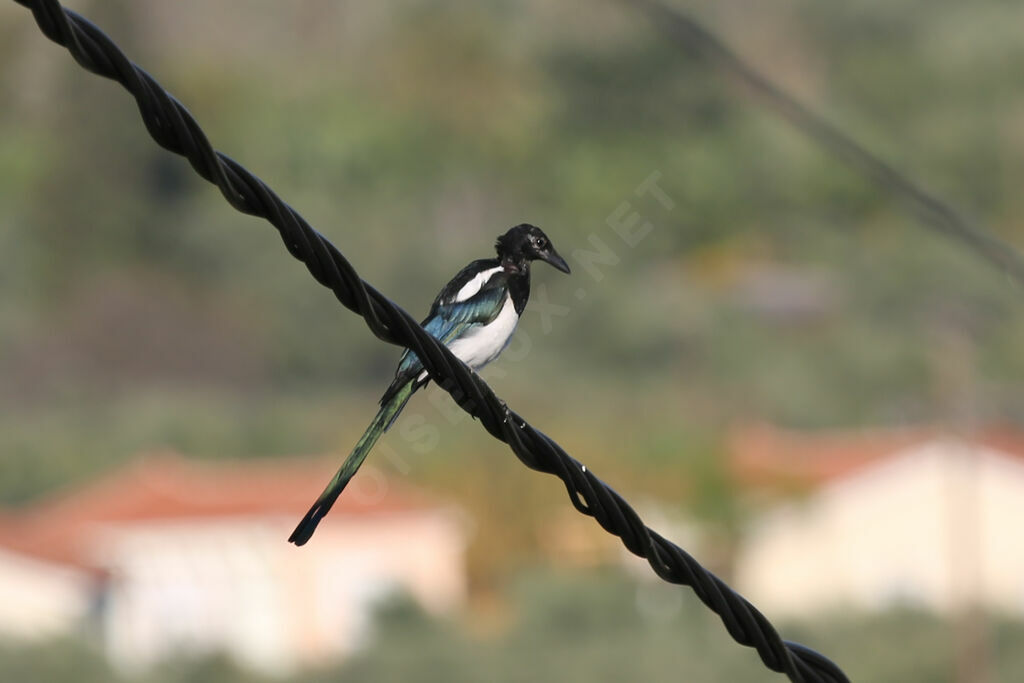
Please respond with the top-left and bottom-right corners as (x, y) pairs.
(0, 453), (467, 674)
(730, 425), (1024, 618)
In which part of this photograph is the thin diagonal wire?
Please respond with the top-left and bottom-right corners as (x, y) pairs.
(13, 2), (848, 681)
(622, 0), (1024, 289)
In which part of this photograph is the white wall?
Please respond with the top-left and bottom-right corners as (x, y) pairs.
(94, 510), (466, 674)
(734, 441), (1024, 617)
(0, 548), (91, 639)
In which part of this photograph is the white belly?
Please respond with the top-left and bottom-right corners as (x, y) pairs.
(446, 294), (519, 370)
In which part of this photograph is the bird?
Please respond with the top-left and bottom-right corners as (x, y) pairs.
(289, 224), (571, 545)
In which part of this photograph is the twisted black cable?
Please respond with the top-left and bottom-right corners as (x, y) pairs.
(13, 2), (849, 681)
(622, 0), (1024, 289)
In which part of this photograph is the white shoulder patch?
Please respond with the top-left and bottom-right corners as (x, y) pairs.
(453, 266), (504, 303)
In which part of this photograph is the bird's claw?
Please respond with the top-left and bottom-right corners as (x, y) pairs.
(499, 399), (514, 425)
(500, 402), (526, 430)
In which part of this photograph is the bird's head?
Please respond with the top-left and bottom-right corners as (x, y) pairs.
(495, 224), (571, 275)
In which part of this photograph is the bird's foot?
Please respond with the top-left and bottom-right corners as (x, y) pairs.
(499, 400), (526, 429)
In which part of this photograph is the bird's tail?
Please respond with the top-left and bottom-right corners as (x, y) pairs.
(288, 380), (415, 546)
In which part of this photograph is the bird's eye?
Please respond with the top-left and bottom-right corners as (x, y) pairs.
(534, 237), (547, 249)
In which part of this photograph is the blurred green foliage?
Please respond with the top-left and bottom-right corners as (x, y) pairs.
(1, 6), (1024, 678)
(1, 569), (1022, 682)
(2, 0), (1023, 580)
(2, 0), (1021, 499)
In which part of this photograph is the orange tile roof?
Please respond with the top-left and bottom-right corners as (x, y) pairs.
(0, 452), (435, 570)
(728, 422), (1024, 492)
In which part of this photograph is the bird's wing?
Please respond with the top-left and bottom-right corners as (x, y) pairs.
(381, 273), (509, 405)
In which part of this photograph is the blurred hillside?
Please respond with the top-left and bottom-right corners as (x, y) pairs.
(4, 1), (1024, 681)
(2, 0), (1024, 591)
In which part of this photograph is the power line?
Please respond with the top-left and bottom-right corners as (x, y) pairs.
(12, 1), (848, 681)
(623, 0), (1024, 288)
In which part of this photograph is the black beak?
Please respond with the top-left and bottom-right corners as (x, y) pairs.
(541, 248), (571, 274)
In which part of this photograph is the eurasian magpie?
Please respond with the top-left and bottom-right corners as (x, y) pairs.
(289, 224), (571, 545)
